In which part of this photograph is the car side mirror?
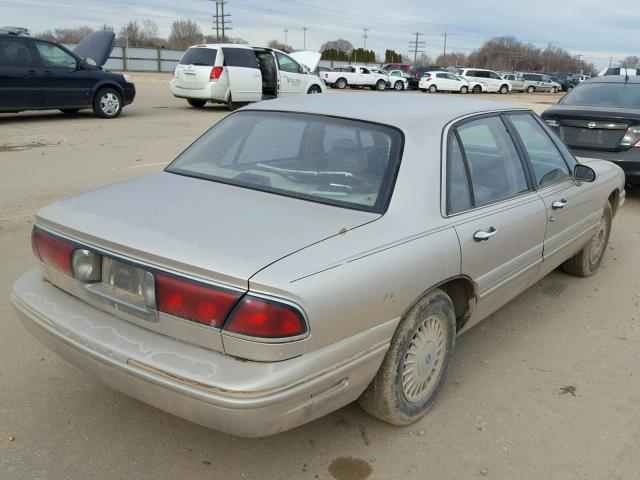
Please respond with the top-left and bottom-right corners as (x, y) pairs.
(574, 164), (596, 182)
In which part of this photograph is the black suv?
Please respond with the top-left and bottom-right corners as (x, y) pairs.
(0, 27), (135, 118)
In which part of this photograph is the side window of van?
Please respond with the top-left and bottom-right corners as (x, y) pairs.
(222, 48), (258, 69)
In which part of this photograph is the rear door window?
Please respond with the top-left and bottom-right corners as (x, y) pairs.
(180, 48), (217, 66)
(508, 114), (571, 187)
(222, 48), (258, 68)
(454, 116), (529, 207)
(0, 37), (36, 67)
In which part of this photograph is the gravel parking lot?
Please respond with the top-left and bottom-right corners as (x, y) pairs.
(1, 73), (639, 480)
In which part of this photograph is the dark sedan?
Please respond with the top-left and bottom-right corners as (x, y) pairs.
(542, 76), (640, 184)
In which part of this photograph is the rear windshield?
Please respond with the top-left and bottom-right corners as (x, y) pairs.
(166, 111), (403, 213)
(560, 82), (640, 108)
(180, 47), (217, 66)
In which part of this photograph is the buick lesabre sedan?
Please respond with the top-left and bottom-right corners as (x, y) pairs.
(11, 94), (624, 437)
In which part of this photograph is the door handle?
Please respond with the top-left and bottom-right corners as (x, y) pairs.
(473, 227), (498, 242)
(552, 199), (568, 210)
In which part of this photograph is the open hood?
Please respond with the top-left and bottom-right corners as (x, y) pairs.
(289, 51), (321, 72)
(73, 31), (115, 68)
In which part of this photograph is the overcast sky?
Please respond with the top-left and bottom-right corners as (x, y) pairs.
(1, 0), (637, 68)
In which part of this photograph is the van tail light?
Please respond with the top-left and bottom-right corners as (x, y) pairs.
(425, 76), (432, 81)
(224, 296), (307, 339)
(155, 273), (241, 327)
(31, 227), (74, 276)
(210, 66), (224, 81)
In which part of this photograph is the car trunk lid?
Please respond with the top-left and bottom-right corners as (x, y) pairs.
(35, 172), (379, 289)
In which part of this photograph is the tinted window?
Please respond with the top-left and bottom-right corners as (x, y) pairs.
(541, 75), (551, 82)
(34, 41), (76, 68)
(222, 47), (258, 68)
(448, 135), (472, 213)
(560, 82), (640, 108)
(0, 37), (35, 67)
(167, 111), (403, 213)
(509, 114), (570, 187)
(605, 68), (620, 76)
(180, 47), (217, 66)
(447, 73), (459, 80)
(488, 71), (501, 79)
(456, 116), (529, 207)
(361, 67), (371, 74)
(436, 73), (447, 79)
(275, 52), (302, 73)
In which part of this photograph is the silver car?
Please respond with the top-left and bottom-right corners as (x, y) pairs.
(11, 94), (625, 437)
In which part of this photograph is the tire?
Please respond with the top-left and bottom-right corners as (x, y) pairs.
(561, 202), (612, 277)
(499, 84), (509, 94)
(428, 85), (437, 93)
(460, 86), (469, 94)
(335, 78), (347, 89)
(187, 99), (207, 108)
(551, 87), (558, 94)
(60, 109), (79, 115)
(527, 85), (535, 93)
(358, 288), (456, 426)
(92, 87), (123, 119)
(394, 81), (404, 91)
(227, 95), (239, 111)
(472, 85), (482, 94)
(307, 85), (322, 94)
(376, 80), (387, 91)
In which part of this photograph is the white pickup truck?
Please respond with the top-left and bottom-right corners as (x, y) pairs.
(323, 65), (391, 91)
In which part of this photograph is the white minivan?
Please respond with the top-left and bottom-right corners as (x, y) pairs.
(170, 44), (325, 110)
(455, 68), (511, 94)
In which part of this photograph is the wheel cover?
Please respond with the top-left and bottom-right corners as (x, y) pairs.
(402, 314), (446, 403)
(589, 213), (608, 264)
(395, 82), (403, 90)
(308, 87), (320, 94)
(100, 93), (120, 115)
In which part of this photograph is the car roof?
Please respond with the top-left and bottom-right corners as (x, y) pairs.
(584, 76), (640, 84)
(243, 93), (529, 131)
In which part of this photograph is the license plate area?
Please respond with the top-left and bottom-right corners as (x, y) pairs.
(84, 257), (158, 322)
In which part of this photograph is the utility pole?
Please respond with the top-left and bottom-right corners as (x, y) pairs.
(284, 29), (288, 48)
(442, 25), (448, 59)
(362, 27), (369, 50)
(609, 54), (613, 68)
(302, 27), (307, 50)
(409, 32), (425, 64)
(212, 1), (232, 42)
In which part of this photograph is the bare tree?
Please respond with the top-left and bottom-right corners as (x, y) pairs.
(320, 39), (354, 53)
(37, 26), (93, 43)
(436, 51), (468, 67)
(204, 35), (248, 44)
(622, 55), (640, 68)
(267, 39), (292, 52)
(168, 19), (203, 50)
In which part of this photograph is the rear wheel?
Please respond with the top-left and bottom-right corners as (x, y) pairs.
(460, 86), (469, 94)
(93, 87), (123, 119)
(527, 85), (535, 93)
(428, 85), (438, 93)
(227, 95), (240, 111)
(307, 85), (322, 94)
(394, 81), (404, 91)
(358, 289), (456, 425)
(376, 80), (387, 91)
(187, 99), (207, 108)
(335, 78), (347, 89)
(561, 202), (612, 277)
(472, 85), (482, 94)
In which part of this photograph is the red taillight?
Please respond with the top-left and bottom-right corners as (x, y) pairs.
(31, 227), (73, 276)
(210, 66), (224, 80)
(224, 296), (307, 338)
(155, 273), (241, 327)
(426, 76), (432, 81)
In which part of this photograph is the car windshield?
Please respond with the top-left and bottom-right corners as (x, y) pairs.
(560, 82), (640, 108)
(166, 111), (403, 213)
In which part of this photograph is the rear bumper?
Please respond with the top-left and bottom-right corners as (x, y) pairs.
(572, 147), (640, 184)
(169, 81), (227, 102)
(10, 269), (388, 437)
